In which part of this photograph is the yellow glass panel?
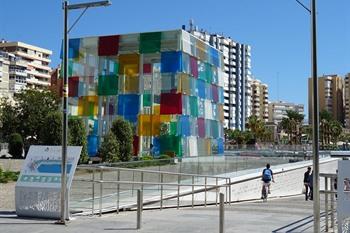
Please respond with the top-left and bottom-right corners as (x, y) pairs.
(124, 75), (139, 93)
(160, 114), (171, 122)
(138, 114), (161, 136)
(205, 138), (211, 156)
(180, 74), (190, 95)
(78, 96), (98, 116)
(138, 115), (151, 136)
(119, 54), (139, 76)
(153, 105), (160, 115)
(218, 104), (224, 122)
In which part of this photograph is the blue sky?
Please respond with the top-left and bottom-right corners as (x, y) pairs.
(1, 0), (350, 118)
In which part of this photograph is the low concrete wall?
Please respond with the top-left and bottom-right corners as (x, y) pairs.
(0, 159), (23, 172)
(227, 158), (338, 202)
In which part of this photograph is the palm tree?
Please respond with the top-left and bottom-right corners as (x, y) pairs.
(320, 110), (333, 147)
(279, 110), (304, 144)
(246, 116), (265, 142)
(330, 120), (342, 145)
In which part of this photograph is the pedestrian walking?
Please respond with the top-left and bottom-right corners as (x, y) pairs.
(303, 167), (312, 200)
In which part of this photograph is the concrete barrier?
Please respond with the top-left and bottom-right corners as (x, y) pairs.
(226, 158), (338, 202)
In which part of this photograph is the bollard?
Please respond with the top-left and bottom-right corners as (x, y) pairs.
(92, 169), (95, 215)
(325, 177), (329, 232)
(160, 173), (163, 210)
(204, 177), (207, 207)
(99, 169), (103, 217)
(219, 193), (225, 233)
(137, 189), (143, 230)
(117, 169), (120, 214)
(216, 178), (218, 206)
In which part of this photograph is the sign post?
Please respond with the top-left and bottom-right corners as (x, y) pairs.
(15, 146), (81, 219)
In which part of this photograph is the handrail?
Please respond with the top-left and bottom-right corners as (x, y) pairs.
(74, 178), (229, 188)
(77, 165), (229, 180)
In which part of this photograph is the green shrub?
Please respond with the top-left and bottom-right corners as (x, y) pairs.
(39, 111), (62, 145)
(158, 154), (171, 160)
(110, 117), (133, 162)
(69, 118), (89, 164)
(99, 132), (120, 163)
(0, 170), (19, 183)
(141, 155), (153, 161)
(8, 133), (23, 159)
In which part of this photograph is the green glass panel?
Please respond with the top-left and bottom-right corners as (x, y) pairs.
(98, 75), (118, 96)
(189, 96), (198, 117)
(169, 121), (177, 135)
(205, 63), (213, 84)
(60, 60), (73, 77)
(143, 94), (151, 107)
(198, 61), (206, 81)
(140, 32), (161, 54)
(159, 135), (182, 157)
(113, 62), (119, 74)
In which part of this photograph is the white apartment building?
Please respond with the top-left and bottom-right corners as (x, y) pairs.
(344, 74), (350, 128)
(0, 41), (52, 94)
(186, 23), (252, 130)
(268, 101), (304, 125)
(250, 79), (269, 122)
(0, 51), (11, 99)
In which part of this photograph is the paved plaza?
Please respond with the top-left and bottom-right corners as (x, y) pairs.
(0, 195), (331, 233)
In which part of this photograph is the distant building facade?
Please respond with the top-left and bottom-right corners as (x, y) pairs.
(0, 51), (11, 99)
(268, 101), (304, 125)
(308, 75), (344, 124)
(250, 79), (269, 122)
(344, 74), (350, 128)
(186, 23), (252, 130)
(0, 41), (52, 95)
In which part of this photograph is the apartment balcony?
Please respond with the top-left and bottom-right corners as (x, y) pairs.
(10, 59), (27, 67)
(15, 51), (51, 63)
(9, 69), (27, 77)
(29, 62), (52, 71)
(27, 69), (50, 79)
(26, 77), (50, 86)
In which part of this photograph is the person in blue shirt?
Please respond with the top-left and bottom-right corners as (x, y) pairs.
(261, 163), (274, 197)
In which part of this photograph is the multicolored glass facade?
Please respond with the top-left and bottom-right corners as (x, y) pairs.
(63, 29), (225, 157)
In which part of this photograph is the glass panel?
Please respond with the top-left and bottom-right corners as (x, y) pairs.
(98, 35), (119, 56)
(98, 74), (118, 96)
(139, 32), (161, 54)
(160, 93), (182, 114)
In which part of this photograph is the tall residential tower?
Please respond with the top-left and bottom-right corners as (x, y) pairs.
(308, 75), (344, 124)
(0, 41), (52, 94)
(186, 24), (252, 130)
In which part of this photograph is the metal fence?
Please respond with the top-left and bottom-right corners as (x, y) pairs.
(71, 165), (231, 215)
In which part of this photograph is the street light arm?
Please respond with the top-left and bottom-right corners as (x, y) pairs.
(68, 7), (89, 33)
(295, 0), (311, 13)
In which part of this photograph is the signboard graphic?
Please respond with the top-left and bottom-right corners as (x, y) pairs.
(15, 146), (81, 219)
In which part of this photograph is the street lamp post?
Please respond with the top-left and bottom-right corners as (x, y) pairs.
(310, 1), (320, 232)
(295, 0), (320, 231)
(60, 0), (111, 224)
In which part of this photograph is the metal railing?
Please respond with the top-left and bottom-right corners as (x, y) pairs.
(320, 173), (337, 232)
(71, 165), (231, 215)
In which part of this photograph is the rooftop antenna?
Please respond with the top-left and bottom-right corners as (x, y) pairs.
(189, 19), (194, 32)
(276, 72), (280, 101)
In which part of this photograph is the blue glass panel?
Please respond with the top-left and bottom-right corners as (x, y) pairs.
(197, 79), (206, 99)
(180, 115), (191, 137)
(60, 38), (81, 59)
(218, 87), (224, 104)
(87, 135), (99, 157)
(209, 47), (220, 67)
(117, 94), (140, 116)
(161, 51), (182, 73)
(217, 138), (224, 154)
